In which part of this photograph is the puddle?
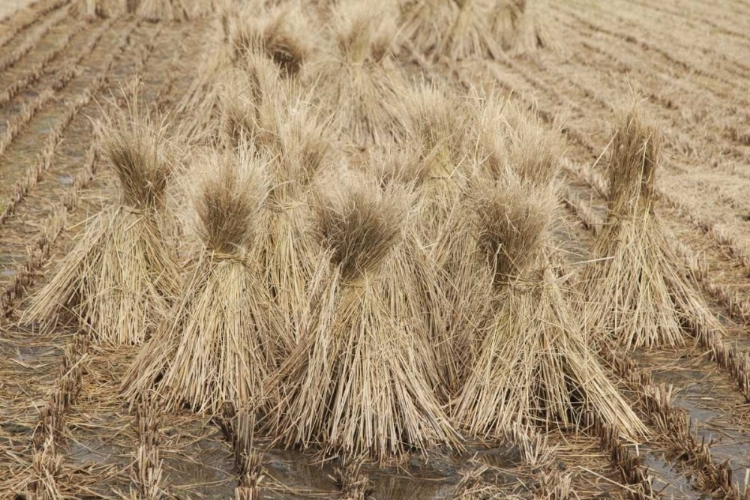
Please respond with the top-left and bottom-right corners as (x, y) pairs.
(636, 350), (750, 491)
(256, 438), (523, 499)
(57, 173), (74, 186)
(68, 438), (128, 467)
(642, 448), (701, 499)
(15, 344), (61, 363)
(163, 438), (236, 498)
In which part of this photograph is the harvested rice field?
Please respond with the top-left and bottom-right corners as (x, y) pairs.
(1, 0), (750, 498)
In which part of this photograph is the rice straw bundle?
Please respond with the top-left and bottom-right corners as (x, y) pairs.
(225, 7), (312, 78)
(307, 2), (408, 146)
(265, 175), (459, 459)
(137, 0), (189, 21)
(181, 53), (291, 155)
(207, 54), (288, 149)
(490, 0), (554, 55)
(398, 85), (497, 393)
(24, 101), (178, 346)
(399, 0), (498, 60)
(213, 67), (329, 340)
(470, 93), (562, 188)
(122, 148), (287, 413)
(70, 0), (110, 19)
(359, 153), (450, 395)
(402, 82), (468, 238)
(582, 109), (721, 350)
(364, 143), (469, 395)
(259, 95), (334, 341)
(453, 177), (645, 438)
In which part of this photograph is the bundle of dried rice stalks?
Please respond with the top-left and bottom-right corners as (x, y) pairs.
(211, 64), (333, 337)
(582, 109), (722, 350)
(209, 70), (330, 339)
(358, 153), (451, 396)
(399, 0), (499, 60)
(215, 61), (280, 149)
(224, 6), (312, 77)
(69, 0), (111, 19)
(189, 0), (221, 17)
(470, 93), (562, 188)
(265, 174), (459, 459)
(137, 0), (189, 22)
(453, 177), (645, 438)
(363, 135), (470, 395)
(398, 85), (498, 393)
(402, 82), (468, 236)
(259, 95), (334, 341)
(23, 100), (178, 346)
(489, 0), (555, 55)
(121, 148), (288, 414)
(307, 2), (408, 146)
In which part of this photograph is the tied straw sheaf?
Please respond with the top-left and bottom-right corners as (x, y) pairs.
(263, 173), (460, 461)
(23, 94), (179, 346)
(122, 147), (289, 414)
(582, 108), (725, 350)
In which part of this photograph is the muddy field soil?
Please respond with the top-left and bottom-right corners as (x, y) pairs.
(1, 0), (750, 498)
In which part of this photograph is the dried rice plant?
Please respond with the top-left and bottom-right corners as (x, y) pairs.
(213, 69), (332, 338)
(364, 144), (468, 397)
(225, 6), (312, 77)
(399, 0), (499, 60)
(259, 95), (334, 341)
(69, 0), (110, 19)
(187, 52), (286, 147)
(470, 92), (562, 189)
(453, 178), (646, 438)
(582, 109), (722, 350)
(190, 0), (221, 17)
(403, 82), (469, 241)
(137, 0), (190, 21)
(365, 155), (450, 395)
(206, 71), (330, 340)
(265, 175), (459, 460)
(23, 98), (179, 346)
(122, 148), (288, 414)
(399, 85), (492, 393)
(489, 0), (555, 55)
(307, 1), (408, 146)
(215, 64), (276, 148)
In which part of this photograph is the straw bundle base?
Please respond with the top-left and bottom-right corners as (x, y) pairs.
(137, 0), (189, 22)
(24, 206), (178, 346)
(401, 0), (499, 60)
(267, 263), (460, 460)
(583, 214), (710, 350)
(454, 267), (646, 439)
(262, 207), (317, 343)
(311, 62), (405, 147)
(122, 255), (285, 414)
(490, 0), (555, 55)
